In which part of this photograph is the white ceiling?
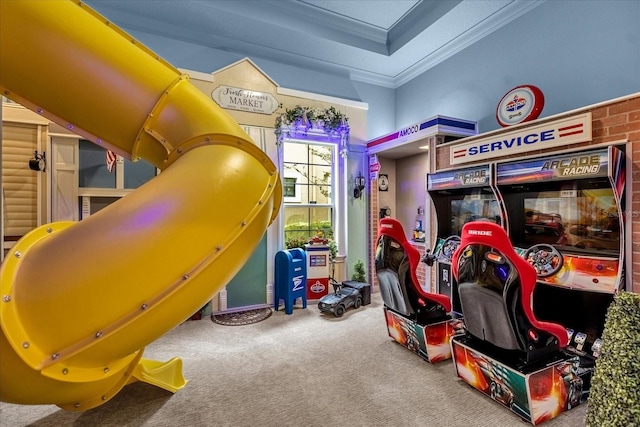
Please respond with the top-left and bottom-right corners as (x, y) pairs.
(85, 0), (544, 88)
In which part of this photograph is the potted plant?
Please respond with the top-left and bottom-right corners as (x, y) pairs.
(285, 230), (337, 260)
(351, 259), (366, 283)
(585, 291), (640, 426)
(284, 237), (307, 251)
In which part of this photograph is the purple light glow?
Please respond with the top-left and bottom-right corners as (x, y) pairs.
(120, 199), (175, 231)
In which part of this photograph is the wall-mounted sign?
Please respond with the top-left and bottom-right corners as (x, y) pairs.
(367, 116), (477, 153)
(496, 148), (610, 185)
(378, 174), (389, 191)
(450, 113), (592, 165)
(369, 154), (380, 180)
(496, 85), (544, 127)
(427, 165), (491, 190)
(211, 85), (279, 115)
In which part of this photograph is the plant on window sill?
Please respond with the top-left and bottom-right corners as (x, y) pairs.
(284, 231), (337, 261)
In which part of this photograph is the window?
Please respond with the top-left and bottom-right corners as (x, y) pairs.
(78, 139), (158, 218)
(79, 140), (157, 189)
(283, 141), (334, 243)
(283, 177), (297, 198)
(79, 140), (117, 188)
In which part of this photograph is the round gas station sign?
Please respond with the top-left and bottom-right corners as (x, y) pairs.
(496, 85), (544, 127)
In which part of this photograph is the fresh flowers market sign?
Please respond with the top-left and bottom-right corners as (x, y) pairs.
(211, 85), (279, 115)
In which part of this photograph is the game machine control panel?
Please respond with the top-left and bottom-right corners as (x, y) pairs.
(426, 164), (502, 314)
(497, 146), (626, 370)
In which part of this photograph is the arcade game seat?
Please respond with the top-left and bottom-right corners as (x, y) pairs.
(375, 218), (461, 363)
(451, 221), (568, 364)
(449, 221), (589, 425)
(376, 218), (451, 319)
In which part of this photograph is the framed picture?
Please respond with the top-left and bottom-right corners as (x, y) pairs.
(378, 174), (389, 191)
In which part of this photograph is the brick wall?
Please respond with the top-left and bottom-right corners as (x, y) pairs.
(369, 169), (379, 289)
(601, 97), (640, 292)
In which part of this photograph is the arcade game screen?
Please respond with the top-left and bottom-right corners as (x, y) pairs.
(436, 189), (501, 237)
(508, 182), (620, 257)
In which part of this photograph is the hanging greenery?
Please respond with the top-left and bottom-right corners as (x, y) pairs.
(274, 105), (350, 157)
(276, 105), (348, 134)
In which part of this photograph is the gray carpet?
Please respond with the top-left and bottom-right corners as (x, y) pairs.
(0, 293), (586, 426)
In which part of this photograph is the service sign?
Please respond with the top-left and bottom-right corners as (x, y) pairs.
(450, 113), (592, 165)
(211, 85), (279, 115)
(496, 85), (544, 127)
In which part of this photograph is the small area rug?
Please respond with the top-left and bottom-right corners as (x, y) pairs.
(211, 307), (272, 326)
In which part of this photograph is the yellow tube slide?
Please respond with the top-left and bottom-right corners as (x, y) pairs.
(0, 0), (282, 411)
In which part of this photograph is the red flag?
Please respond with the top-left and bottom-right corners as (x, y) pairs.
(106, 150), (117, 173)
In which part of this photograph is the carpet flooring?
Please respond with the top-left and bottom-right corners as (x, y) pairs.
(0, 293), (587, 426)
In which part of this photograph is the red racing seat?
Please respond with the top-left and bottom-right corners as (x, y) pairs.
(375, 218), (452, 318)
(452, 221), (568, 362)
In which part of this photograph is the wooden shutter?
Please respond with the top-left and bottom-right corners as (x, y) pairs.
(2, 123), (38, 239)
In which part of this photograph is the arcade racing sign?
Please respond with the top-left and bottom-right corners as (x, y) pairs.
(450, 113), (592, 165)
(497, 147), (609, 185)
(427, 165), (491, 191)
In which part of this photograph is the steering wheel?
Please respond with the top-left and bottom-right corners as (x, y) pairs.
(523, 244), (563, 277)
(440, 235), (461, 262)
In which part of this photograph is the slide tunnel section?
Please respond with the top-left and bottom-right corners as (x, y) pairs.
(0, 0), (282, 410)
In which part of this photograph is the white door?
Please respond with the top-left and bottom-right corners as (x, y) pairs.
(50, 136), (79, 222)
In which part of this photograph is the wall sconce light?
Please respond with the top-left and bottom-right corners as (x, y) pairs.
(28, 151), (46, 172)
(353, 173), (365, 199)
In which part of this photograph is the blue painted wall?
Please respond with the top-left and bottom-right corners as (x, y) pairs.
(123, 2), (638, 139)
(124, 29), (397, 141)
(123, 30), (363, 102)
(353, 80), (395, 140)
(394, 0), (640, 134)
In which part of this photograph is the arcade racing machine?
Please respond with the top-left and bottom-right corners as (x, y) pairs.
(375, 218), (463, 363)
(496, 146), (625, 365)
(450, 222), (586, 425)
(426, 164), (502, 314)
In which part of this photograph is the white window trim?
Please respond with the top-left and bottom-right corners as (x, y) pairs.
(280, 138), (343, 253)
